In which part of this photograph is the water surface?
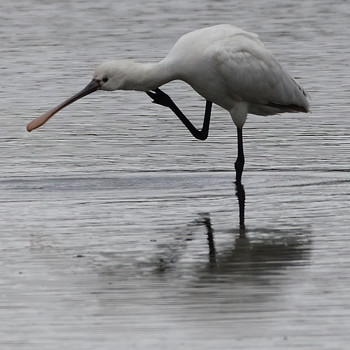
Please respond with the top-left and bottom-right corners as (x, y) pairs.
(1, 0), (350, 349)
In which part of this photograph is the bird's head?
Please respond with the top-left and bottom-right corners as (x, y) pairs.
(26, 60), (135, 132)
(93, 60), (135, 91)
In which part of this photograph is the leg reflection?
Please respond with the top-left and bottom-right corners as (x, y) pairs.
(202, 216), (217, 266)
(235, 182), (246, 235)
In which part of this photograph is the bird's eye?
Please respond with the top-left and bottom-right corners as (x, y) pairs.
(102, 77), (109, 83)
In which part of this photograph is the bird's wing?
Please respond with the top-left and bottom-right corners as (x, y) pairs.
(211, 35), (309, 112)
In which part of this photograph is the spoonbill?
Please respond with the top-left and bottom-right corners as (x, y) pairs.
(27, 24), (309, 185)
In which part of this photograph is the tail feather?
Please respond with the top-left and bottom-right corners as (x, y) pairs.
(266, 102), (309, 113)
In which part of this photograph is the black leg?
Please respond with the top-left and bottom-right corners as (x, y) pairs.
(235, 182), (246, 231)
(234, 127), (245, 230)
(235, 127), (245, 184)
(146, 88), (212, 141)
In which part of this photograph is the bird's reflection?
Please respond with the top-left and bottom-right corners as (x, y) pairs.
(203, 216), (311, 277)
(203, 216), (216, 266)
(152, 212), (312, 279)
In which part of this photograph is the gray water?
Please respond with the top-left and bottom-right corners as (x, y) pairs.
(1, 0), (350, 349)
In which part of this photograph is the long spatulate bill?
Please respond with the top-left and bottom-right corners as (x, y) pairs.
(26, 79), (100, 132)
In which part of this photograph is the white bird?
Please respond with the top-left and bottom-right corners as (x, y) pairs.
(27, 24), (309, 185)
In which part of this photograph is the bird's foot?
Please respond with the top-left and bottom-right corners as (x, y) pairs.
(146, 88), (173, 108)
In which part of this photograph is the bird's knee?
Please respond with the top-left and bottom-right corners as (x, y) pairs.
(235, 157), (245, 184)
(235, 157), (245, 171)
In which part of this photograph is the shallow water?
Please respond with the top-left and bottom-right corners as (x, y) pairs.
(1, 0), (350, 349)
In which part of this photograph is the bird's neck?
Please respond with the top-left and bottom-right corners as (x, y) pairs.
(123, 59), (176, 91)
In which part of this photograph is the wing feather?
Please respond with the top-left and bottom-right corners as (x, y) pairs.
(211, 34), (309, 114)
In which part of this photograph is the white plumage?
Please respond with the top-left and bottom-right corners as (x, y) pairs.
(160, 25), (309, 127)
(90, 25), (309, 128)
(27, 24), (309, 189)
